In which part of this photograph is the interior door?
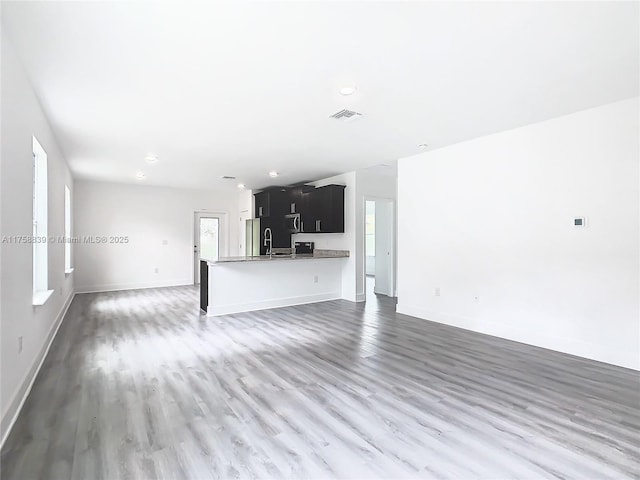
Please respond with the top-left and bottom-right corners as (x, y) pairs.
(194, 214), (220, 284)
(374, 200), (393, 296)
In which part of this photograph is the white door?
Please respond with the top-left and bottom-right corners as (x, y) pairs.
(374, 200), (393, 296)
(194, 214), (220, 284)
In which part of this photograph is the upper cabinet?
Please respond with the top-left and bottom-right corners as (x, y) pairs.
(270, 188), (291, 217)
(254, 190), (270, 218)
(288, 187), (304, 215)
(290, 186), (316, 233)
(255, 184), (345, 234)
(254, 187), (290, 218)
(313, 185), (345, 233)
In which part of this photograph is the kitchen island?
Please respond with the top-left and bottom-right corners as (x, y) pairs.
(200, 250), (349, 316)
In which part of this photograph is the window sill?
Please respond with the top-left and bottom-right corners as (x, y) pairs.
(32, 290), (54, 306)
(64, 268), (74, 275)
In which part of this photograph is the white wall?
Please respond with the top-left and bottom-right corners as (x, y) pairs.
(74, 180), (242, 292)
(1, 32), (76, 443)
(397, 98), (639, 370)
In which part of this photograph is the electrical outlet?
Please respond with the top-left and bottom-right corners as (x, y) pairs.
(435, 287), (440, 297)
(314, 275), (319, 283)
(18, 336), (23, 354)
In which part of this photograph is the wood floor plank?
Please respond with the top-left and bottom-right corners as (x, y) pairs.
(2, 283), (639, 479)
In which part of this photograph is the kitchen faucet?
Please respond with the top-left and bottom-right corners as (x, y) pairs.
(263, 227), (273, 258)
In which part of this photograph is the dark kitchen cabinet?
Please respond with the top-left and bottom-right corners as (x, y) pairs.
(290, 187), (317, 233)
(254, 187), (290, 218)
(254, 191), (270, 218)
(289, 188), (303, 215)
(269, 188), (291, 217)
(291, 184), (345, 233)
(313, 185), (345, 233)
(256, 184), (345, 237)
(254, 188), (291, 251)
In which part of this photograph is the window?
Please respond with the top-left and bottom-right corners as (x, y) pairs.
(32, 136), (52, 305)
(199, 217), (220, 262)
(64, 185), (73, 273)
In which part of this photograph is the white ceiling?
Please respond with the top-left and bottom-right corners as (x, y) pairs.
(2, 1), (638, 191)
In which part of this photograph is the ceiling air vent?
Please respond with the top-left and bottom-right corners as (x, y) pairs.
(330, 109), (363, 120)
(221, 175), (236, 180)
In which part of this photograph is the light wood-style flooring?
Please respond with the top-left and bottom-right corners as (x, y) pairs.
(2, 284), (639, 479)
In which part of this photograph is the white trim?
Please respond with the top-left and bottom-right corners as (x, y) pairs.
(1, 290), (76, 449)
(396, 303), (640, 371)
(32, 289), (54, 306)
(75, 279), (193, 294)
(207, 292), (341, 316)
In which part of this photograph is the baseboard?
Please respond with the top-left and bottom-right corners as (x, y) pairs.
(0, 290), (76, 449)
(208, 292), (342, 316)
(75, 279), (193, 294)
(396, 303), (640, 371)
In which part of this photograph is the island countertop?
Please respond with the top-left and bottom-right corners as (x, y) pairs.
(207, 249), (349, 264)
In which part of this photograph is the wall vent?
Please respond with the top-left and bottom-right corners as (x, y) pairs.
(330, 109), (363, 120)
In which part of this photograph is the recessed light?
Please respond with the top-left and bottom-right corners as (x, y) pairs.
(135, 171), (146, 180)
(268, 170), (279, 178)
(145, 153), (158, 164)
(418, 143), (429, 148)
(237, 183), (245, 190)
(339, 86), (357, 96)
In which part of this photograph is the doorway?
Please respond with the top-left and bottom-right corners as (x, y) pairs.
(194, 213), (220, 284)
(365, 198), (395, 299)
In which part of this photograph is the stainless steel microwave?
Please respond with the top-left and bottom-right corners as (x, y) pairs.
(284, 213), (300, 233)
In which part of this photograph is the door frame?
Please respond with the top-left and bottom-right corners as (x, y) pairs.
(362, 196), (396, 299)
(193, 211), (229, 284)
